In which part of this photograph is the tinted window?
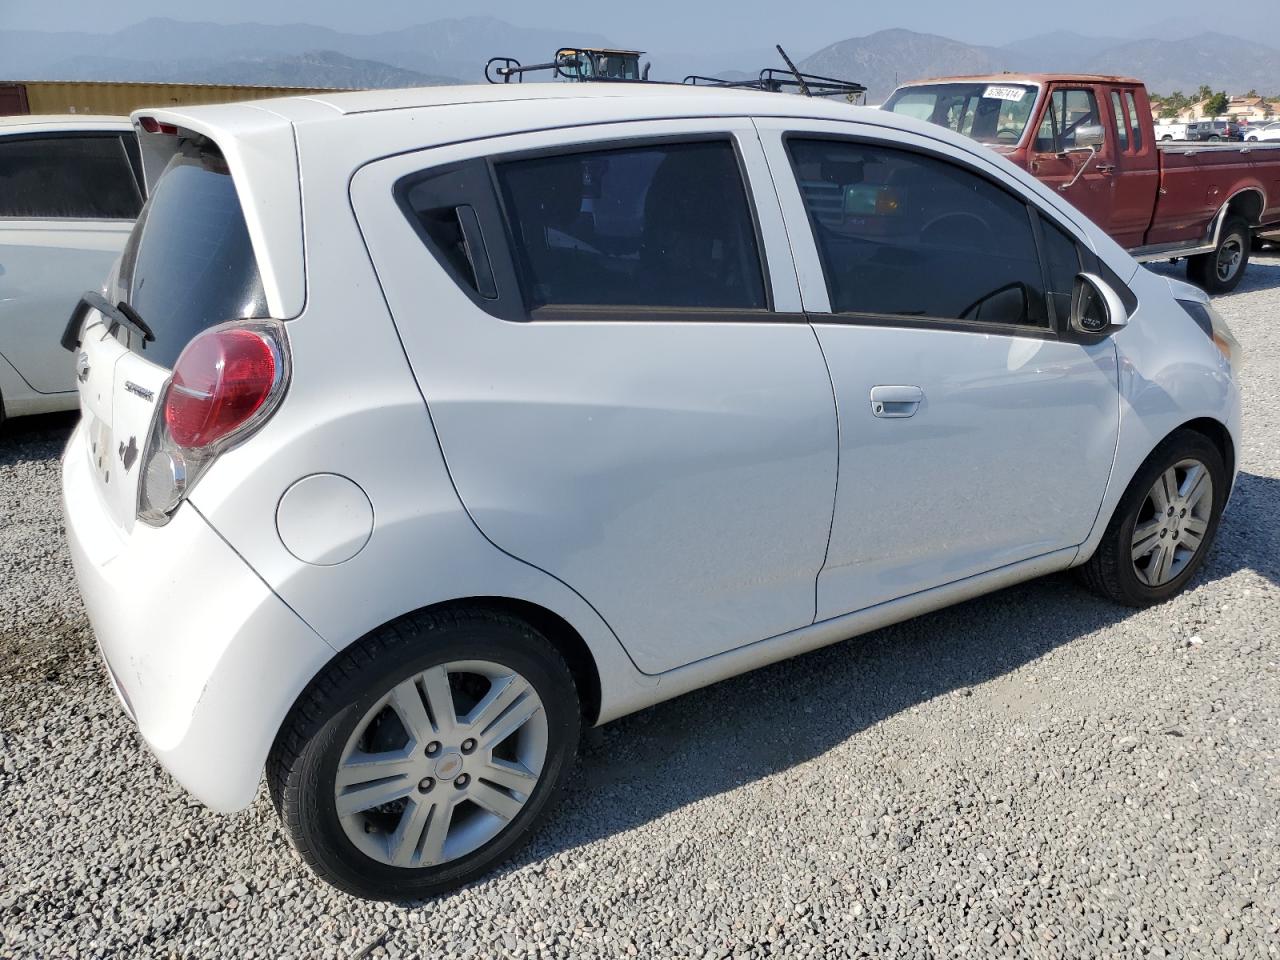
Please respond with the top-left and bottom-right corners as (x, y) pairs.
(119, 143), (267, 365)
(495, 141), (767, 310)
(1125, 92), (1144, 151)
(1111, 92), (1129, 151)
(1041, 217), (1083, 323)
(1035, 89), (1101, 153)
(0, 134), (141, 219)
(788, 138), (1047, 327)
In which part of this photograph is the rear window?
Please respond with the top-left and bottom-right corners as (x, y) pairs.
(119, 142), (267, 366)
(493, 140), (767, 312)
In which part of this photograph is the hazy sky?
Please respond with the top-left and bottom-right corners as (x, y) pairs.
(2, 0), (1273, 50)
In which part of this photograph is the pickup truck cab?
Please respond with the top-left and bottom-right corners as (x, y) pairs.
(883, 74), (1280, 292)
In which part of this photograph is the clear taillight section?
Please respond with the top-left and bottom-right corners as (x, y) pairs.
(138, 320), (289, 526)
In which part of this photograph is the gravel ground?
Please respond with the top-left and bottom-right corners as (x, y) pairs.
(2, 256), (1279, 959)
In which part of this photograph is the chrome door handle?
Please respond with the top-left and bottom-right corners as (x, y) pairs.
(1097, 163), (1116, 174)
(869, 385), (924, 418)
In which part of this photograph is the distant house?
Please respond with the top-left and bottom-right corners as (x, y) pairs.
(1176, 99), (1210, 121)
(1174, 95), (1279, 124)
(1227, 96), (1272, 121)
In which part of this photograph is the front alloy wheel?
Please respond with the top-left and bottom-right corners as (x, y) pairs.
(1129, 459), (1214, 587)
(1078, 431), (1226, 607)
(269, 609), (581, 899)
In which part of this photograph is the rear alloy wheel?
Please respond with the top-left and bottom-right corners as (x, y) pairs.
(269, 609), (581, 899)
(1078, 432), (1226, 607)
(1187, 216), (1250, 294)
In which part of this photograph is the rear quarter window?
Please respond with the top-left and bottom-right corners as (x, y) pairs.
(119, 142), (267, 366)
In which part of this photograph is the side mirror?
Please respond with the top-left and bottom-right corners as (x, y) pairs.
(1073, 124), (1106, 149)
(1069, 273), (1129, 335)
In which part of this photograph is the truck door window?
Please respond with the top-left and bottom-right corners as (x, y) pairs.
(787, 138), (1048, 328)
(1124, 92), (1144, 151)
(1034, 89), (1101, 153)
(1110, 92), (1130, 152)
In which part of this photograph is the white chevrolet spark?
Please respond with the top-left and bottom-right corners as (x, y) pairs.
(62, 85), (1242, 899)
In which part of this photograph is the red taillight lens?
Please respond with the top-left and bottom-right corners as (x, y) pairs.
(164, 327), (278, 449)
(137, 116), (179, 135)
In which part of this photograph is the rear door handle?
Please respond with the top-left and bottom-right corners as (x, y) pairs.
(869, 385), (924, 418)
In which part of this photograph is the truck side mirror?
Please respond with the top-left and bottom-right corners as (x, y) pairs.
(1073, 124), (1105, 149)
(1070, 273), (1129, 335)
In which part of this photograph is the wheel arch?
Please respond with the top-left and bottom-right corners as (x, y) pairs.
(281, 596), (607, 731)
(1222, 187), (1266, 228)
(1075, 415), (1235, 567)
(1178, 416), (1235, 484)
(443, 596), (603, 727)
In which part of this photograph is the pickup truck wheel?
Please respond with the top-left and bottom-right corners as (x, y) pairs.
(1187, 216), (1250, 294)
(1077, 431), (1225, 607)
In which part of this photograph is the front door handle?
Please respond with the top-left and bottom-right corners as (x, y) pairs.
(869, 385), (924, 418)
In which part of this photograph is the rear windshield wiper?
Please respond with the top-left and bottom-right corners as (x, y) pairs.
(61, 291), (156, 353)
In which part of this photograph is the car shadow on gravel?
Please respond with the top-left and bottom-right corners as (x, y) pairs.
(1145, 251), (1280, 294)
(0, 412), (77, 466)
(490, 469), (1280, 890)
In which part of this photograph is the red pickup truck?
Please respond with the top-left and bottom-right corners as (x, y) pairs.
(883, 74), (1280, 292)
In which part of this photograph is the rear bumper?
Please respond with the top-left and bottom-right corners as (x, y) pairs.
(62, 423), (336, 813)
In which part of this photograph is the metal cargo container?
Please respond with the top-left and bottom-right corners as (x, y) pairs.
(0, 80), (346, 116)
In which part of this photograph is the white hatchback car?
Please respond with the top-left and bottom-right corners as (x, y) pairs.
(0, 115), (142, 422)
(62, 85), (1242, 899)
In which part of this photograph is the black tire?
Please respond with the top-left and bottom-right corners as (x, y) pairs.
(1077, 431), (1226, 607)
(268, 607), (581, 900)
(1187, 216), (1250, 294)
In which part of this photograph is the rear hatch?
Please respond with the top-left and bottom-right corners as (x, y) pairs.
(71, 134), (272, 533)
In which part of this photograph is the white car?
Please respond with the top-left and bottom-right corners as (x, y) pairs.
(0, 115), (141, 423)
(62, 84), (1242, 899)
(1245, 121), (1280, 142)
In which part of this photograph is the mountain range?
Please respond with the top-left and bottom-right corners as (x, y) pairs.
(2, 17), (1277, 99)
(801, 29), (1280, 100)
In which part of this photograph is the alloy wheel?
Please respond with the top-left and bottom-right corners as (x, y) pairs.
(334, 660), (548, 868)
(1130, 458), (1214, 587)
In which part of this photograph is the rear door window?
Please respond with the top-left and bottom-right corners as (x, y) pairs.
(493, 140), (768, 312)
(1124, 92), (1144, 151)
(0, 134), (142, 219)
(118, 142), (267, 366)
(1110, 92), (1130, 152)
(787, 137), (1048, 328)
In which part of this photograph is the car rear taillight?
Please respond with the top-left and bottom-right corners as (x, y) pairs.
(166, 328), (278, 448)
(138, 321), (289, 526)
